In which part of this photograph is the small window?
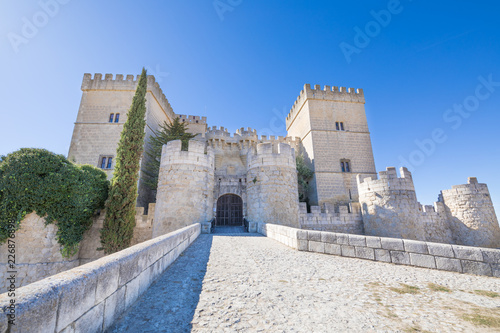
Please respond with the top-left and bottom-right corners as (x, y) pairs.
(109, 114), (114, 123)
(340, 122), (344, 131)
(114, 113), (120, 123)
(340, 159), (351, 172)
(336, 122), (340, 130)
(196, 120), (199, 123)
(99, 156), (114, 170)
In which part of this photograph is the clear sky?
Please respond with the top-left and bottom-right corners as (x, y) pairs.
(1, 0), (500, 212)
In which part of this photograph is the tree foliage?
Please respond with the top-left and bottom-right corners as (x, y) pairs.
(0, 148), (109, 257)
(296, 154), (314, 203)
(100, 68), (148, 254)
(142, 117), (195, 190)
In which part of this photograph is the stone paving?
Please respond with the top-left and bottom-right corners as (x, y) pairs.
(109, 233), (500, 333)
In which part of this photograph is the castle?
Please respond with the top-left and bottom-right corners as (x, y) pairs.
(67, 73), (500, 248)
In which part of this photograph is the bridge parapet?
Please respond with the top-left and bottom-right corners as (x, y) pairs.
(0, 224), (201, 333)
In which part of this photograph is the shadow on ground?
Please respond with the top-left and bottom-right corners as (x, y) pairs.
(107, 234), (214, 333)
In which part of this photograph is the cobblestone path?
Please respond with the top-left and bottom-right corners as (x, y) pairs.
(109, 234), (500, 332)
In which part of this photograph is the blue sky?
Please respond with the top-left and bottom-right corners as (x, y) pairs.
(1, 0), (500, 212)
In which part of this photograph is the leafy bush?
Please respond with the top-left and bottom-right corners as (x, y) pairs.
(0, 148), (109, 257)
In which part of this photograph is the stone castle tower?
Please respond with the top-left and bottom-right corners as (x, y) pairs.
(286, 84), (377, 208)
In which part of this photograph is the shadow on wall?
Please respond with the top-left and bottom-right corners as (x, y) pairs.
(107, 235), (214, 332)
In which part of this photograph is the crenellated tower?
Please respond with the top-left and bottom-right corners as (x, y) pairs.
(286, 84), (377, 208)
(441, 177), (500, 248)
(246, 142), (300, 228)
(153, 140), (215, 237)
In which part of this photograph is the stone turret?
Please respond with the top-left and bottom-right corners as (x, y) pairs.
(441, 177), (500, 248)
(357, 167), (426, 240)
(153, 140), (215, 237)
(246, 142), (300, 228)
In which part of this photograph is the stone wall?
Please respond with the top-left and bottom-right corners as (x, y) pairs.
(357, 167), (499, 248)
(0, 206), (157, 293)
(298, 202), (364, 234)
(441, 177), (500, 248)
(246, 142), (300, 228)
(259, 222), (500, 277)
(0, 224), (201, 333)
(153, 140), (215, 237)
(0, 213), (79, 294)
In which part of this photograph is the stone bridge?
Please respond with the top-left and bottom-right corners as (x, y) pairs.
(1, 224), (499, 332)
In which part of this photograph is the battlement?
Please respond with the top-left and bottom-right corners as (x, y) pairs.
(442, 177), (490, 196)
(178, 114), (207, 124)
(235, 127), (257, 136)
(247, 142), (296, 170)
(357, 167), (415, 193)
(206, 126), (231, 140)
(161, 139), (214, 168)
(81, 73), (175, 119)
(286, 83), (365, 128)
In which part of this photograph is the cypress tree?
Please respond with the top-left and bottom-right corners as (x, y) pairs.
(142, 117), (195, 191)
(100, 68), (148, 254)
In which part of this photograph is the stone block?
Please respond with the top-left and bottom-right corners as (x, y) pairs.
(409, 253), (436, 269)
(461, 260), (492, 276)
(390, 251), (410, 265)
(307, 231), (322, 242)
(321, 232), (337, 244)
(118, 249), (148, 286)
(381, 238), (404, 251)
(403, 240), (428, 254)
(435, 257), (462, 273)
(427, 243), (454, 258)
(336, 234), (349, 245)
(309, 241), (325, 253)
(103, 287), (127, 331)
(73, 303), (104, 333)
(365, 236), (381, 249)
(341, 245), (355, 257)
(297, 239), (308, 251)
(452, 245), (484, 261)
(125, 274), (141, 309)
(491, 263), (500, 278)
(355, 247), (375, 260)
(374, 249), (391, 262)
(480, 249), (500, 264)
(325, 243), (341, 256)
(0, 281), (59, 333)
(56, 268), (99, 331)
(349, 235), (366, 247)
(297, 230), (307, 240)
(92, 258), (120, 304)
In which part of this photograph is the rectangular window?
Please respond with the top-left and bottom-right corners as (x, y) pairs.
(340, 122), (344, 131)
(109, 114), (114, 123)
(99, 156), (113, 170)
(341, 159), (351, 172)
(114, 113), (120, 123)
(336, 122), (340, 130)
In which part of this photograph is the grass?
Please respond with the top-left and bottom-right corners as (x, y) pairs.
(427, 283), (451, 293)
(462, 313), (500, 328)
(474, 290), (499, 298)
(389, 283), (420, 295)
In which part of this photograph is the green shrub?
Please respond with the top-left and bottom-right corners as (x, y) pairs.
(0, 148), (109, 257)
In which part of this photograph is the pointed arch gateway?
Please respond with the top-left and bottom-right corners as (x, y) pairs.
(216, 194), (243, 226)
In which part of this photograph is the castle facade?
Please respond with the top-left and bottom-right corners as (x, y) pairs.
(68, 74), (500, 248)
